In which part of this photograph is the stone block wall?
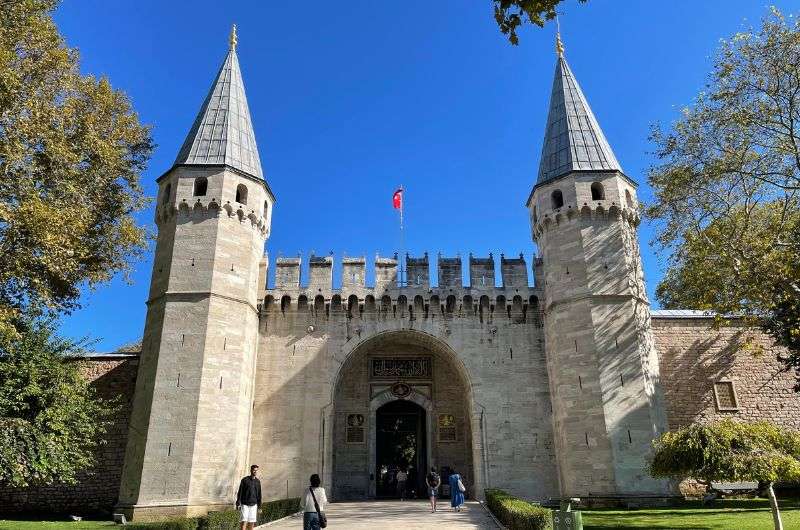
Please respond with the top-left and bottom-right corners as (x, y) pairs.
(250, 258), (559, 503)
(0, 355), (138, 515)
(652, 316), (800, 431)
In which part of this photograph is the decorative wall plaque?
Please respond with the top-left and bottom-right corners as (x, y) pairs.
(438, 414), (457, 442)
(391, 382), (411, 398)
(346, 414), (365, 443)
(371, 357), (432, 380)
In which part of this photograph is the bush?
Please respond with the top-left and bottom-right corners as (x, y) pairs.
(257, 497), (300, 525)
(125, 498), (300, 530)
(198, 510), (240, 529)
(485, 488), (551, 530)
(126, 518), (199, 530)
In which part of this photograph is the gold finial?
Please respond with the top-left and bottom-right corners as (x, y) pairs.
(229, 24), (238, 50)
(555, 13), (564, 58)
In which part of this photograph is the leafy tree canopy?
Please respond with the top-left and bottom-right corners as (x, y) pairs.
(650, 420), (800, 530)
(0, 0), (154, 339)
(0, 318), (116, 488)
(493, 0), (587, 45)
(647, 8), (800, 388)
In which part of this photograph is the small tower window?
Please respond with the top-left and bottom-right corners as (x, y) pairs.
(551, 189), (564, 209)
(162, 183), (171, 205)
(591, 182), (605, 200)
(533, 205), (538, 223)
(235, 184), (248, 205)
(193, 177), (208, 197)
(263, 200), (269, 218)
(625, 189), (634, 208)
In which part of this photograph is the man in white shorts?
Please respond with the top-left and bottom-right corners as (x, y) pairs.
(236, 464), (262, 530)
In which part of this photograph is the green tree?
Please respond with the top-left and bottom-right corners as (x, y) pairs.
(0, 318), (117, 487)
(0, 0), (154, 339)
(647, 8), (800, 388)
(493, 0), (587, 45)
(650, 420), (800, 530)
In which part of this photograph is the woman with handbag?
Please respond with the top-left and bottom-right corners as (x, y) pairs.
(300, 474), (328, 529)
(448, 470), (466, 512)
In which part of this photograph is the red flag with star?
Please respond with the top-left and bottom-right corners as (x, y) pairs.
(392, 188), (403, 210)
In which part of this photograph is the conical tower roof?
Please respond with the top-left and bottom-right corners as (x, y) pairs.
(174, 27), (263, 179)
(536, 53), (621, 184)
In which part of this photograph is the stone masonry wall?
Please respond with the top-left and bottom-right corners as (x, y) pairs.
(0, 356), (139, 515)
(250, 254), (559, 503)
(652, 317), (800, 431)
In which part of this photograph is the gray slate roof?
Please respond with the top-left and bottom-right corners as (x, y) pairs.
(537, 57), (622, 184)
(174, 46), (263, 179)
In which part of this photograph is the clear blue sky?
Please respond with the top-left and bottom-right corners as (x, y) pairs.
(53, 0), (799, 351)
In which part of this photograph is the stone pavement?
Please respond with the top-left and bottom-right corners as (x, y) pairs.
(263, 500), (500, 529)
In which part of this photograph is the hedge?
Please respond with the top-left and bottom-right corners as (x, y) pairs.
(126, 519), (198, 530)
(485, 488), (551, 530)
(257, 498), (300, 525)
(126, 497), (300, 530)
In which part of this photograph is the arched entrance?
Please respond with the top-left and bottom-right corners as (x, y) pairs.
(374, 400), (426, 498)
(330, 330), (476, 500)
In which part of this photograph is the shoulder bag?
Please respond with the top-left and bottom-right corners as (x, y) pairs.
(457, 477), (466, 493)
(310, 487), (327, 528)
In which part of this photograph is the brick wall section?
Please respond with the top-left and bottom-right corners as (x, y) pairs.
(0, 355), (138, 515)
(652, 317), (800, 431)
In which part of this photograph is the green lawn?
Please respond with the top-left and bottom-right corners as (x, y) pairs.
(2, 498), (799, 529)
(583, 498), (800, 529)
(0, 519), (115, 530)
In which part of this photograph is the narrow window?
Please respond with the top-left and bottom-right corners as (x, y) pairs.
(263, 200), (269, 218)
(625, 189), (634, 208)
(162, 183), (172, 205)
(193, 177), (208, 197)
(235, 184), (248, 205)
(533, 205), (538, 223)
(713, 381), (739, 411)
(551, 189), (564, 209)
(590, 182), (605, 200)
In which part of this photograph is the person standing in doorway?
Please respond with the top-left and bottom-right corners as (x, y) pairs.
(426, 467), (441, 513)
(396, 467), (408, 500)
(448, 469), (465, 512)
(236, 465), (262, 530)
(300, 474), (328, 530)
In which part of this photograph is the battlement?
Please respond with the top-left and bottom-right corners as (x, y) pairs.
(154, 197), (270, 237)
(265, 252), (539, 293)
(531, 202), (640, 241)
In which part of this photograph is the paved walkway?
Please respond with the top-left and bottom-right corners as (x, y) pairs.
(264, 500), (499, 529)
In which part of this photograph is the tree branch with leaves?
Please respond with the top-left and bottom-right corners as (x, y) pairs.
(493, 0), (587, 45)
(650, 420), (800, 530)
(647, 8), (800, 389)
(0, 0), (154, 340)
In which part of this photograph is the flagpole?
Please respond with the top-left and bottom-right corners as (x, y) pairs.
(399, 184), (405, 288)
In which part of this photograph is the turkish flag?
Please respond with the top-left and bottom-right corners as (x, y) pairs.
(392, 188), (403, 210)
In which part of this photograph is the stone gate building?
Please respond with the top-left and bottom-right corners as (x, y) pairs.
(85, 30), (799, 521)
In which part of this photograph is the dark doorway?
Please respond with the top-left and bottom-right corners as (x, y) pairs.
(375, 400), (426, 499)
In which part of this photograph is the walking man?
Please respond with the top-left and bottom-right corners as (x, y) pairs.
(426, 467), (441, 513)
(236, 464), (262, 530)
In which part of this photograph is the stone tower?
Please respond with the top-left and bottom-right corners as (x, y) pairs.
(528, 38), (668, 497)
(117, 27), (275, 519)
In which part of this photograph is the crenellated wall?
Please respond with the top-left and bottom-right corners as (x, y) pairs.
(248, 251), (558, 502)
(267, 253), (540, 292)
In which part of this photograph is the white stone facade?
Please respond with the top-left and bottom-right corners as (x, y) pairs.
(116, 40), (715, 521)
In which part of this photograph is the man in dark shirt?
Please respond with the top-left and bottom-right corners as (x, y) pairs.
(236, 464), (262, 530)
